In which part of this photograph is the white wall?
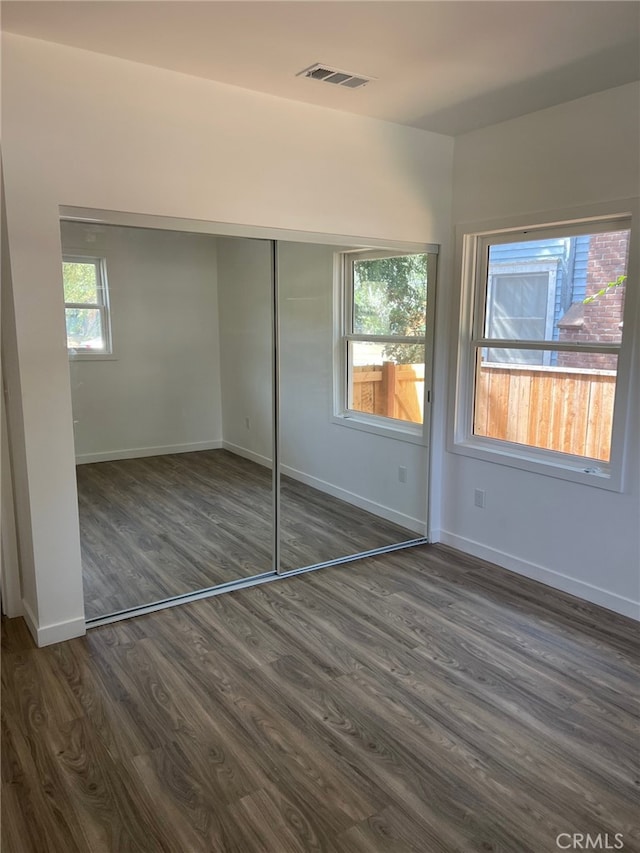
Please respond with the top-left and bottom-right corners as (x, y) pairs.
(1, 33), (453, 643)
(61, 222), (222, 461)
(1, 168), (43, 630)
(0, 168), (22, 618)
(217, 237), (273, 463)
(217, 238), (429, 531)
(445, 83), (640, 618)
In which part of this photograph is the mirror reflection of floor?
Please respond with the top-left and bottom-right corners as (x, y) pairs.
(77, 449), (417, 619)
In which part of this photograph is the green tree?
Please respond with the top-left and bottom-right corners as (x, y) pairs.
(353, 253), (427, 363)
(62, 261), (98, 303)
(62, 261), (101, 346)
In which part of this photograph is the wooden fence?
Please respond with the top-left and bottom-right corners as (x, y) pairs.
(474, 363), (616, 462)
(353, 361), (616, 462)
(353, 363), (424, 424)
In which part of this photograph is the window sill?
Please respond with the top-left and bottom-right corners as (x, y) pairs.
(450, 436), (622, 492)
(332, 412), (426, 445)
(68, 352), (117, 361)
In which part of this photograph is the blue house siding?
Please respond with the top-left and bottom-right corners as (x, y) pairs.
(488, 234), (591, 339)
(489, 237), (568, 265)
(571, 235), (590, 303)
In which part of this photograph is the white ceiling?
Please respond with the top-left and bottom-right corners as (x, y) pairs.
(2, 1), (639, 135)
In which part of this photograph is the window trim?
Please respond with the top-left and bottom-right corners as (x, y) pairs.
(450, 204), (638, 492)
(333, 248), (437, 444)
(63, 255), (113, 358)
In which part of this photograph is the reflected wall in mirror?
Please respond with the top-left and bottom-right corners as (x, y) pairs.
(277, 241), (431, 572)
(62, 221), (274, 619)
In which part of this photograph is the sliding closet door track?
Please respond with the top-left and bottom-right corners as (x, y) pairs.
(85, 539), (428, 628)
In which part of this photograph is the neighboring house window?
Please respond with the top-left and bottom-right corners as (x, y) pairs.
(484, 262), (558, 365)
(453, 216), (633, 488)
(337, 249), (436, 435)
(62, 256), (112, 355)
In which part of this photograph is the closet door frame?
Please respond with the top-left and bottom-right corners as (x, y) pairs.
(56, 207), (436, 627)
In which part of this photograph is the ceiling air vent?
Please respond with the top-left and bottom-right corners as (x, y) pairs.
(297, 63), (373, 90)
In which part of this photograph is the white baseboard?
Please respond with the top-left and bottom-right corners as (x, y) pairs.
(222, 441), (273, 469)
(76, 440), (224, 465)
(282, 464), (426, 536)
(439, 531), (640, 621)
(22, 599), (86, 647)
(22, 600), (39, 644)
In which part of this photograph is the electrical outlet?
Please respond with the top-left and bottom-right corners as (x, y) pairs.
(474, 489), (486, 508)
(398, 466), (407, 483)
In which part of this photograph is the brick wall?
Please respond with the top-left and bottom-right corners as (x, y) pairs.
(558, 230), (629, 370)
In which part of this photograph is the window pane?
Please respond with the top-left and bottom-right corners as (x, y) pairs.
(65, 308), (105, 350)
(486, 273), (550, 340)
(353, 253), (427, 336)
(484, 345), (546, 366)
(473, 348), (617, 462)
(63, 261), (99, 303)
(484, 230), (629, 345)
(349, 341), (425, 424)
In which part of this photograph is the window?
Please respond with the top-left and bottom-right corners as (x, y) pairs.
(454, 215), (634, 487)
(338, 250), (436, 434)
(485, 262), (557, 364)
(62, 256), (112, 355)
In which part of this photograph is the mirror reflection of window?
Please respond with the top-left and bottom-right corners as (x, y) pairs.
(63, 256), (112, 355)
(344, 251), (431, 426)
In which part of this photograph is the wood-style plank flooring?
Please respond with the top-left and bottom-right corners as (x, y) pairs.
(77, 450), (415, 619)
(2, 544), (639, 852)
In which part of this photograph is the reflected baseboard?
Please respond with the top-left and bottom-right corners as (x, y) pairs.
(281, 463), (426, 536)
(222, 441), (273, 469)
(222, 440), (426, 535)
(76, 440), (224, 465)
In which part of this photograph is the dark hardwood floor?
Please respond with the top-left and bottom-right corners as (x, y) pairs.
(2, 544), (638, 852)
(76, 450), (416, 619)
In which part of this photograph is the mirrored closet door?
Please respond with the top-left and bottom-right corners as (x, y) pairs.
(61, 214), (435, 623)
(62, 221), (275, 620)
(276, 239), (433, 573)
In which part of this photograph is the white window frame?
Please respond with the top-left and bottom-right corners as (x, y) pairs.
(450, 206), (637, 492)
(332, 248), (438, 445)
(63, 255), (113, 359)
